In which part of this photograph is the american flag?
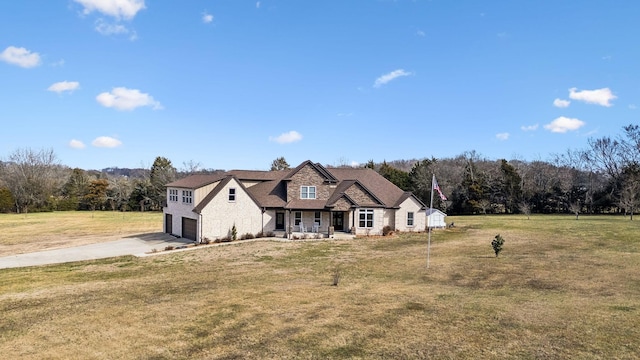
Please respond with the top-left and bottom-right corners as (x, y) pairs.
(433, 176), (447, 201)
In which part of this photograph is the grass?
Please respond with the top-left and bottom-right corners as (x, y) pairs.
(0, 214), (639, 359)
(0, 211), (162, 255)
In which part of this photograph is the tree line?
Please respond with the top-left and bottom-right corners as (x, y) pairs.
(371, 124), (640, 218)
(0, 125), (638, 218)
(0, 153), (222, 214)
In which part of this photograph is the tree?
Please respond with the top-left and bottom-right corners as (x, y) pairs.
(84, 179), (109, 211)
(270, 157), (290, 171)
(107, 176), (133, 211)
(408, 159), (437, 204)
(62, 168), (92, 210)
(181, 160), (202, 176)
(128, 179), (153, 211)
(378, 161), (410, 191)
(492, 234), (505, 257)
(500, 159), (522, 213)
(617, 164), (640, 220)
(149, 156), (176, 210)
(0, 148), (60, 213)
(0, 187), (14, 213)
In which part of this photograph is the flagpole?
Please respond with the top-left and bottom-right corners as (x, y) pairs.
(427, 173), (435, 268)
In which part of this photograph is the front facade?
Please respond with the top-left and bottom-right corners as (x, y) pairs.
(163, 160), (427, 242)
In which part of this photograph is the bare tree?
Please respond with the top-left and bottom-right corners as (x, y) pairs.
(518, 201), (532, 219)
(569, 201), (581, 220)
(181, 160), (202, 176)
(1, 148), (60, 213)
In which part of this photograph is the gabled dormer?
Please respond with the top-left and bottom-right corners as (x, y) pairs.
(282, 160), (338, 202)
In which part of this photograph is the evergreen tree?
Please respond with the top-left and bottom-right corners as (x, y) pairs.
(150, 156), (176, 210)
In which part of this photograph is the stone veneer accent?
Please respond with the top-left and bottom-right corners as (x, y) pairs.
(344, 183), (379, 206)
(286, 165), (334, 202)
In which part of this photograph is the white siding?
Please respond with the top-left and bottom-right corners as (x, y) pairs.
(199, 179), (263, 241)
(163, 186), (198, 238)
(354, 208), (385, 235)
(395, 198), (427, 232)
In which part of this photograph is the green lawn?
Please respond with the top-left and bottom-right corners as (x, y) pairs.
(0, 214), (638, 359)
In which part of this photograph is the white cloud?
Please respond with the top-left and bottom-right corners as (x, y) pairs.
(95, 18), (129, 35)
(544, 117), (585, 133)
(48, 81), (80, 94)
(74, 0), (145, 20)
(416, 30), (425, 37)
(256, 1), (261, 8)
(553, 98), (570, 108)
(496, 132), (510, 141)
(374, 69), (412, 88)
(0, 46), (41, 68)
(202, 12), (213, 23)
(521, 124), (539, 131)
(96, 87), (162, 111)
(269, 131), (302, 144)
(51, 59), (65, 67)
(92, 136), (122, 148)
(69, 139), (86, 149)
(629, 104), (636, 110)
(568, 87), (616, 107)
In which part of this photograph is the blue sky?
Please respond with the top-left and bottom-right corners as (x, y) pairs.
(1, 1), (638, 171)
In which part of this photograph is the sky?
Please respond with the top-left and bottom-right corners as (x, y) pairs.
(1, 0), (639, 171)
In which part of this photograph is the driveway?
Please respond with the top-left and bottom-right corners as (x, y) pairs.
(0, 233), (194, 269)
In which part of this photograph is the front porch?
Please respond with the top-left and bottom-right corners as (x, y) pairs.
(272, 229), (356, 240)
(273, 209), (354, 235)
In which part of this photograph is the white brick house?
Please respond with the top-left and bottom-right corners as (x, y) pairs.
(163, 160), (428, 242)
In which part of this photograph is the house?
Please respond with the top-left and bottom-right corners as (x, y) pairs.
(426, 208), (447, 228)
(163, 160), (427, 242)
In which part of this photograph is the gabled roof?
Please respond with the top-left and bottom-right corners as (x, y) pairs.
(193, 175), (261, 214)
(426, 208), (447, 216)
(393, 191), (428, 210)
(283, 160), (338, 183)
(326, 179), (385, 207)
(328, 167), (405, 208)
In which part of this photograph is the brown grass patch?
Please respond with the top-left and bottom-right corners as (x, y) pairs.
(0, 215), (639, 358)
(0, 211), (161, 255)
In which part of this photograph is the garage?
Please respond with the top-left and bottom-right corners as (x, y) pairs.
(182, 217), (197, 241)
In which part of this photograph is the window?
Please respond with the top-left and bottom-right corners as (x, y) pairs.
(169, 189), (178, 202)
(300, 186), (316, 199)
(182, 190), (192, 204)
(407, 212), (414, 226)
(294, 211), (302, 226)
(359, 209), (374, 228)
(314, 211), (321, 226)
(228, 188), (236, 202)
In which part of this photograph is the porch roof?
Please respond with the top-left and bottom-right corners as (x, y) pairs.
(284, 199), (328, 210)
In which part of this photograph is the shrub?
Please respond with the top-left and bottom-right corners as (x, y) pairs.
(266, 231), (275, 237)
(492, 234), (505, 257)
(241, 233), (255, 240)
(382, 225), (393, 236)
(332, 269), (341, 286)
(255, 231), (264, 238)
(201, 238), (211, 245)
(164, 245), (174, 251)
(231, 224), (238, 241)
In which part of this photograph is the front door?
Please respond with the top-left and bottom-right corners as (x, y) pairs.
(332, 212), (344, 231)
(275, 212), (285, 230)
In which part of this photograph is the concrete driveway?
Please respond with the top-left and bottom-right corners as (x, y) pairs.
(0, 233), (194, 269)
